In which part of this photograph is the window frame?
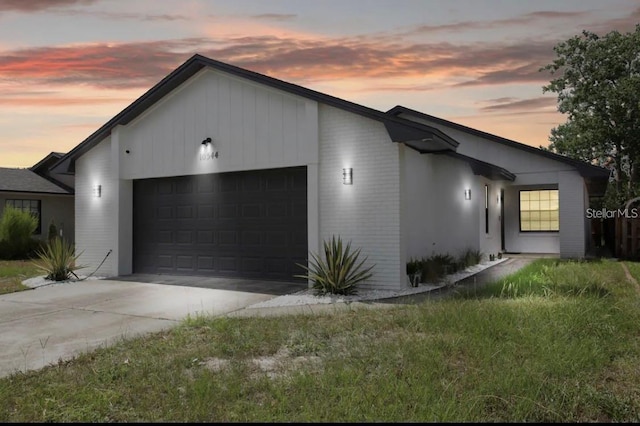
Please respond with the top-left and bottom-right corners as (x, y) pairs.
(518, 189), (559, 233)
(5, 199), (42, 234)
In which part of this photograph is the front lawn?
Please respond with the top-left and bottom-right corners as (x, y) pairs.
(1, 258), (640, 422)
(0, 260), (40, 294)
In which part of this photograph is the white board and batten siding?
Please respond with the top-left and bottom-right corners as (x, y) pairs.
(119, 69), (318, 180)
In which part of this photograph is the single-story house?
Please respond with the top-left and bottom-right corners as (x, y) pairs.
(50, 54), (609, 290)
(0, 152), (75, 242)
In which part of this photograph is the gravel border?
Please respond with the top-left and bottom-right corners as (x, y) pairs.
(247, 257), (509, 308)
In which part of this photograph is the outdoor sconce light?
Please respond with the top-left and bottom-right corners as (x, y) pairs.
(93, 184), (102, 198)
(343, 168), (353, 185)
(464, 189), (471, 200)
(201, 137), (212, 146)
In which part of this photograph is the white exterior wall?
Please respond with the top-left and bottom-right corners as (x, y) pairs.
(398, 114), (589, 257)
(75, 136), (118, 277)
(318, 105), (403, 290)
(76, 69), (322, 278)
(403, 148), (479, 259)
(119, 69), (317, 180)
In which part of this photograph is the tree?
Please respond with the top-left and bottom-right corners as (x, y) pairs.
(542, 24), (640, 206)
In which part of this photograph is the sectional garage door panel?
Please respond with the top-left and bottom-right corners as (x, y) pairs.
(132, 167), (307, 281)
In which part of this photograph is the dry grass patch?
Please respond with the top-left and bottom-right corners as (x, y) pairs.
(0, 260), (41, 294)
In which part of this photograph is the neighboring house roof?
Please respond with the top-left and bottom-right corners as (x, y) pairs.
(387, 105), (611, 180)
(0, 167), (73, 195)
(51, 54), (459, 175)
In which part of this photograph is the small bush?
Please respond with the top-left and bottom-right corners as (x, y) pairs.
(48, 219), (58, 242)
(459, 248), (483, 269)
(0, 206), (38, 259)
(296, 235), (375, 295)
(406, 257), (421, 276)
(33, 237), (85, 281)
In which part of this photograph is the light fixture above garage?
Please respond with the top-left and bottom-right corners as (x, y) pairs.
(343, 168), (353, 185)
(201, 137), (212, 146)
(93, 184), (102, 198)
(464, 189), (471, 200)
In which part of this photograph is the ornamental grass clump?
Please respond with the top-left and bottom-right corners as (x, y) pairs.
(33, 237), (85, 281)
(296, 235), (375, 296)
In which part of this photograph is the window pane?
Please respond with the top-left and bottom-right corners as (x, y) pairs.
(519, 190), (559, 232)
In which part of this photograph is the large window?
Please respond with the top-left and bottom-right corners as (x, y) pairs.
(520, 190), (559, 232)
(5, 199), (41, 234)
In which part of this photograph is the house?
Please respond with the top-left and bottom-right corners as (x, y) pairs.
(50, 54), (609, 290)
(0, 152), (75, 242)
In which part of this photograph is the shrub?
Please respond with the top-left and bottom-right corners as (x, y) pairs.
(406, 257), (422, 276)
(295, 235), (375, 296)
(33, 237), (85, 281)
(0, 206), (38, 259)
(459, 248), (483, 268)
(48, 219), (58, 242)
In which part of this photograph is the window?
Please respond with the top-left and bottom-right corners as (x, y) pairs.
(5, 199), (42, 234)
(485, 184), (489, 234)
(519, 190), (559, 232)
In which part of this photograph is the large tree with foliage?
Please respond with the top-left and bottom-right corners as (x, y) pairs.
(542, 24), (640, 206)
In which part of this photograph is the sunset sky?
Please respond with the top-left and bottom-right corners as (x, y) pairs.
(0, 0), (638, 168)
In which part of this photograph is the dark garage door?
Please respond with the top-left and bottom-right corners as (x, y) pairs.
(133, 167), (307, 281)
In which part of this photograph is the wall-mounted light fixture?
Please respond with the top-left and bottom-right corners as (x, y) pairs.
(464, 189), (471, 200)
(93, 184), (102, 198)
(125, 149), (131, 154)
(343, 168), (353, 185)
(201, 137), (212, 146)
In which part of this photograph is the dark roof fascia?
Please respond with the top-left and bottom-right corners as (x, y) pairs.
(388, 105), (611, 180)
(51, 55), (459, 175)
(36, 173), (74, 194)
(30, 152), (63, 173)
(0, 189), (73, 196)
(436, 151), (516, 181)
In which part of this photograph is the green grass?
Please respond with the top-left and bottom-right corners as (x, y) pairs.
(0, 260), (40, 294)
(1, 259), (640, 421)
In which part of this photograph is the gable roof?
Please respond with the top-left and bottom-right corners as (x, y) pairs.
(0, 168), (73, 195)
(51, 54), (459, 175)
(30, 151), (63, 174)
(387, 105), (611, 180)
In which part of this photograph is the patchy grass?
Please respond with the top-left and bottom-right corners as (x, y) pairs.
(1, 259), (640, 422)
(0, 260), (40, 294)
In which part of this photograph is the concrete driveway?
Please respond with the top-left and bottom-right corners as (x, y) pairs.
(0, 279), (286, 378)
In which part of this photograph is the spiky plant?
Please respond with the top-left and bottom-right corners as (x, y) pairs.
(33, 237), (85, 281)
(295, 235), (375, 296)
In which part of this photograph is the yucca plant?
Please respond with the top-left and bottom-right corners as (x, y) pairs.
(33, 237), (85, 281)
(295, 235), (375, 296)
